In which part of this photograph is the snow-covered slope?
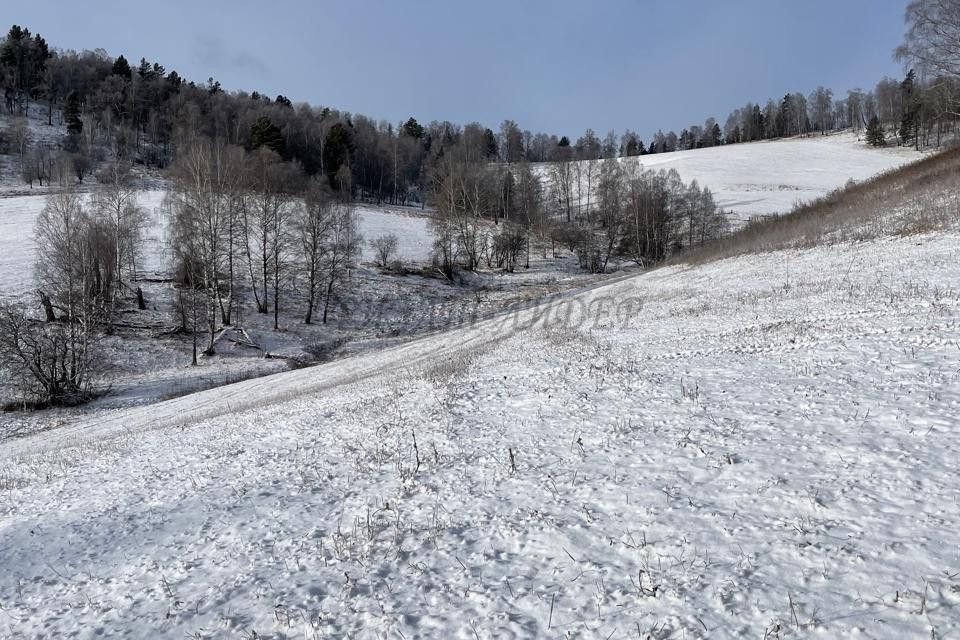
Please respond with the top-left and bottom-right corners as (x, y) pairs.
(2, 227), (959, 637)
(537, 132), (923, 223)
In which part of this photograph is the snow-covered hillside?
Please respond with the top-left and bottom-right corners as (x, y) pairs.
(536, 132), (923, 223)
(2, 227), (958, 637)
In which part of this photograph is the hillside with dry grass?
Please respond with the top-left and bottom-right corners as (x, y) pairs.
(680, 144), (960, 264)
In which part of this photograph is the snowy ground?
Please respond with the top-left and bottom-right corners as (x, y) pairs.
(535, 132), (923, 224)
(1, 228), (958, 638)
(356, 206), (433, 264)
(0, 188), (609, 430)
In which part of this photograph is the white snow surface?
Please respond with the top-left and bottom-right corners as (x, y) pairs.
(0, 195), (41, 296)
(1, 229), (959, 637)
(355, 206), (433, 263)
(0, 190), (170, 299)
(537, 132), (923, 223)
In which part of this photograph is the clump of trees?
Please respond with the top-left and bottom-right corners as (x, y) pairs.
(0, 164), (143, 406)
(423, 123), (726, 277)
(167, 134), (361, 362)
(0, 126), (366, 403)
(296, 189), (360, 325)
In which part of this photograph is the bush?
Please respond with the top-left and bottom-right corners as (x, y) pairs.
(370, 233), (399, 267)
(0, 301), (99, 406)
(575, 237), (604, 273)
(491, 226), (527, 272)
(550, 224), (589, 254)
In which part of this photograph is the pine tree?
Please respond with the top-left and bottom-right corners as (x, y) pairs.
(64, 90), (83, 135)
(865, 115), (886, 147)
(323, 122), (352, 189)
(401, 117), (424, 139)
(899, 112), (917, 146)
(112, 54), (131, 79)
(251, 116), (286, 156)
(0, 25), (50, 112)
(711, 123), (722, 146)
(483, 128), (498, 159)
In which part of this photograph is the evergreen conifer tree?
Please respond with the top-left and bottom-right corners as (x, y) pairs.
(251, 116), (286, 156)
(483, 128), (498, 159)
(112, 54), (131, 79)
(323, 122), (352, 189)
(865, 115), (886, 146)
(401, 117), (424, 139)
(64, 90), (83, 135)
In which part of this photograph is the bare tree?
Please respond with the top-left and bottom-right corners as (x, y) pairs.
(499, 119), (525, 163)
(91, 162), (146, 303)
(297, 185), (334, 324)
(35, 186), (92, 319)
(514, 161), (543, 266)
(596, 158), (626, 272)
(168, 138), (235, 356)
(0, 301), (97, 405)
(6, 117), (30, 176)
(491, 225), (526, 272)
(875, 77), (904, 131)
(293, 182), (361, 324)
(25, 145), (53, 187)
(809, 86), (834, 134)
(897, 0), (960, 86)
(243, 148), (298, 328)
(320, 202), (361, 324)
(4, 184), (106, 403)
(370, 233), (399, 268)
(548, 142), (574, 223)
(428, 143), (492, 274)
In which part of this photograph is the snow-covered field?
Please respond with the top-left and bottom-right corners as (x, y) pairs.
(537, 132), (923, 223)
(357, 206), (433, 264)
(0, 195), (42, 296)
(0, 190), (169, 299)
(0, 192), (433, 298)
(2, 227), (958, 637)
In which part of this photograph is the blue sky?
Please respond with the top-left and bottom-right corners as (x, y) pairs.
(10, 0), (909, 140)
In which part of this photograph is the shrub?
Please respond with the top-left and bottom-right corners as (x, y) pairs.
(370, 233), (399, 267)
(0, 301), (99, 406)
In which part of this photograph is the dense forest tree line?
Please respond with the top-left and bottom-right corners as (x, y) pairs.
(713, 73), (958, 151)
(3, 19), (956, 207)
